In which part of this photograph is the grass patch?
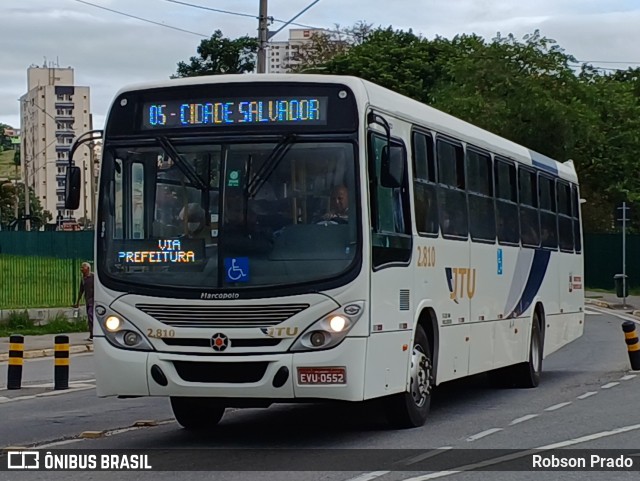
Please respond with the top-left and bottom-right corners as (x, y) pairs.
(0, 149), (19, 179)
(0, 255), (81, 309)
(0, 311), (87, 337)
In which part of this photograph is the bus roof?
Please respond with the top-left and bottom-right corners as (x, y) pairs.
(112, 74), (578, 184)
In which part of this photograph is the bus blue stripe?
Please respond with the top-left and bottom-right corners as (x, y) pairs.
(507, 249), (551, 318)
(530, 150), (558, 175)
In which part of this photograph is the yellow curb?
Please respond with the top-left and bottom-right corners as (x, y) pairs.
(80, 431), (105, 439)
(133, 420), (158, 427)
(3, 446), (27, 452)
(633, 311), (640, 318)
(585, 299), (612, 308)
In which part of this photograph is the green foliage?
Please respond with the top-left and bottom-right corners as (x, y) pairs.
(0, 181), (52, 229)
(0, 312), (87, 337)
(316, 27), (640, 232)
(173, 30), (258, 77)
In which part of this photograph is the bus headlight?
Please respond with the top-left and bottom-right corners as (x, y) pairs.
(290, 302), (365, 352)
(98, 311), (154, 352)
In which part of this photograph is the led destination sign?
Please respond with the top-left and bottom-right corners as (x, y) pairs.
(142, 97), (328, 129)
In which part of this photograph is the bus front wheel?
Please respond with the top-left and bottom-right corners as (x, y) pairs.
(385, 324), (433, 429)
(170, 397), (225, 429)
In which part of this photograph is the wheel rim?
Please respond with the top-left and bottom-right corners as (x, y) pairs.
(410, 344), (432, 407)
(532, 330), (541, 373)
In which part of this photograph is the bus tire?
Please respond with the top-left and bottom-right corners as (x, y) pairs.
(512, 313), (543, 388)
(170, 397), (225, 429)
(385, 324), (433, 428)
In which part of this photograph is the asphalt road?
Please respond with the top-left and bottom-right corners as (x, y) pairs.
(1, 307), (639, 481)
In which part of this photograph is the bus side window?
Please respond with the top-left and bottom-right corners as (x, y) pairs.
(411, 131), (438, 236)
(466, 148), (495, 242)
(436, 139), (467, 239)
(557, 180), (574, 252)
(571, 184), (582, 253)
(495, 158), (519, 245)
(539, 174), (558, 249)
(368, 133), (412, 268)
(518, 167), (539, 247)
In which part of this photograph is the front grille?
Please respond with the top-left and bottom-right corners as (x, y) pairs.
(161, 338), (281, 348)
(173, 361), (268, 383)
(137, 303), (309, 328)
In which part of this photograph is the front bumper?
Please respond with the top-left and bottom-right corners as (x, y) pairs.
(94, 337), (367, 402)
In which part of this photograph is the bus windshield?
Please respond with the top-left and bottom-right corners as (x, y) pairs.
(99, 139), (358, 291)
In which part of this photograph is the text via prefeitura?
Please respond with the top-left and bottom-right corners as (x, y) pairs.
(532, 454), (635, 470)
(42, 452), (152, 470)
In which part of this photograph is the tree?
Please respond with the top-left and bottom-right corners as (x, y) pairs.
(173, 30), (258, 77)
(0, 123), (13, 151)
(317, 28), (640, 232)
(0, 180), (52, 230)
(288, 22), (373, 73)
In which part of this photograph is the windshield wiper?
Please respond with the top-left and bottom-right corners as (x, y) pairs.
(157, 136), (207, 190)
(246, 133), (296, 199)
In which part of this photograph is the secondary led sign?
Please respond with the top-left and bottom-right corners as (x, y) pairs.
(142, 97), (328, 129)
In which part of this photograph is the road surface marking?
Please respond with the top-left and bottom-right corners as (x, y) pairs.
(399, 423), (640, 481)
(37, 439), (83, 448)
(0, 385), (94, 405)
(584, 309), (598, 315)
(509, 414), (538, 425)
(400, 447), (453, 466)
(544, 402), (572, 411)
(466, 428), (502, 441)
(620, 374), (636, 381)
(345, 472), (390, 481)
(585, 306), (640, 324)
(577, 391), (598, 400)
(601, 382), (619, 389)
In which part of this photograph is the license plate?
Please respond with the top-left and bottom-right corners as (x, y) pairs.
(297, 367), (347, 385)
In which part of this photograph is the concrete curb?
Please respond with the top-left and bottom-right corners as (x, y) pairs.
(0, 344), (93, 362)
(585, 298), (613, 308)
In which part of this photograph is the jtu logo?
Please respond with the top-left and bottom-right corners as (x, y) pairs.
(445, 267), (476, 303)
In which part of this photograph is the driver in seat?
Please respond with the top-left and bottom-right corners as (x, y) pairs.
(318, 184), (349, 224)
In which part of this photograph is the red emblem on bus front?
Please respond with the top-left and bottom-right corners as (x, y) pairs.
(211, 333), (229, 352)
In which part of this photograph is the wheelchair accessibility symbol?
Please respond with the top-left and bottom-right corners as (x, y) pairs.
(224, 257), (249, 283)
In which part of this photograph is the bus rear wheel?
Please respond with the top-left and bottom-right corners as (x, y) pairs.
(170, 397), (225, 429)
(385, 325), (433, 429)
(512, 312), (543, 388)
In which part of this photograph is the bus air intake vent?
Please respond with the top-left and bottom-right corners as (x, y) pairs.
(136, 303), (309, 328)
(399, 290), (410, 311)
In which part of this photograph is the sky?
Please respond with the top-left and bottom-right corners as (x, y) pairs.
(3, 0), (640, 130)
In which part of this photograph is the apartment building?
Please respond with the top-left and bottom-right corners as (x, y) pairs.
(268, 28), (326, 73)
(20, 66), (94, 225)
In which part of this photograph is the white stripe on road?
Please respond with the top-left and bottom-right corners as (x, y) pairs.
(344, 471), (390, 481)
(620, 374), (637, 381)
(544, 402), (572, 411)
(466, 428), (502, 441)
(601, 382), (619, 389)
(400, 447), (453, 466)
(509, 414), (538, 425)
(399, 423), (640, 481)
(577, 391), (598, 400)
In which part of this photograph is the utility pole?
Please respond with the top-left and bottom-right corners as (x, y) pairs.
(24, 158), (30, 231)
(257, 0), (269, 73)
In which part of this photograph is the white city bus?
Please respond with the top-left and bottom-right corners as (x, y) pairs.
(65, 74), (584, 429)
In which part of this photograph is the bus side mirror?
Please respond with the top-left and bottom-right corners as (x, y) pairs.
(380, 145), (404, 188)
(65, 166), (81, 210)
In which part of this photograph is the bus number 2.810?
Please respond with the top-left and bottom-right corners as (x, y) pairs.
(417, 246), (436, 267)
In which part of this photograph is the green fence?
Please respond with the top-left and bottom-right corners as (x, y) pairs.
(0, 232), (94, 309)
(584, 233), (640, 291)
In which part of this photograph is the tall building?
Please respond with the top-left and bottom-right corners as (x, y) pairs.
(20, 65), (93, 226)
(268, 28), (326, 73)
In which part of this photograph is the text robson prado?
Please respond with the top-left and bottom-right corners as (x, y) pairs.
(532, 454), (635, 469)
